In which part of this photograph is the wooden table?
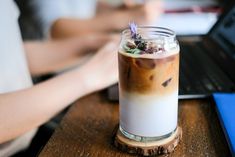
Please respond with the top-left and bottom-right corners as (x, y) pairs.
(39, 91), (231, 157)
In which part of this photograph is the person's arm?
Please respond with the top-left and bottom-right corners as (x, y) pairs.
(24, 35), (112, 76)
(51, 1), (162, 39)
(0, 41), (118, 143)
(50, 16), (118, 38)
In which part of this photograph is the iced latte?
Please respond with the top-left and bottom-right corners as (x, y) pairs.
(118, 24), (180, 141)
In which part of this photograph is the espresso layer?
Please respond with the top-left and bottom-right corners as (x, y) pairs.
(118, 51), (179, 95)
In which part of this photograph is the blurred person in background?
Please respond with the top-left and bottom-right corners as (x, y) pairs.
(0, 0), (119, 156)
(30, 0), (162, 38)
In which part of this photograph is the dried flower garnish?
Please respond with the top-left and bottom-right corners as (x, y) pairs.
(124, 45), (141, 54)
(137, 41), (147, 51)
(129, 22), (138, 39)
(123, 22), (148, 54)
(162, 78), (172, 87)
(126, 41), (136, 49)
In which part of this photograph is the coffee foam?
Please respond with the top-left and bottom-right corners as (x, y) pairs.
(119, 48), (179, 59)
(119, 39), (179, 59)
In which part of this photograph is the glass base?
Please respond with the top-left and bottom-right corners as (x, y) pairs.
(119, 126), (177, 142)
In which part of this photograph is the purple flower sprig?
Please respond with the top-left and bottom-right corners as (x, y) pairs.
(129, 22), (138, 39)
(129, 22), (142, 40)
(123, 22), (149, 54)
(128, 22), (147, 51)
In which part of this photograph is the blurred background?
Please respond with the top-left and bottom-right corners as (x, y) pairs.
(15, 0), (228, 41)
(11, 0), (232, 156)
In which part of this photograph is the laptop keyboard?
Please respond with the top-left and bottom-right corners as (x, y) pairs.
(180, 41), (235, 96)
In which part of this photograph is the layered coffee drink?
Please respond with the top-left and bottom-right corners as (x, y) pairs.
(118, 24), (180, 141)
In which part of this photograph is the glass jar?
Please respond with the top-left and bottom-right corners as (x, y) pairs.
(118, 26), (180, 142)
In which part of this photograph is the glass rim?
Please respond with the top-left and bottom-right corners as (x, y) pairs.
(122, 26), (176, 41)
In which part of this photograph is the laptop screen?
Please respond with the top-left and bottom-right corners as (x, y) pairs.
(210, 5), (235, 59)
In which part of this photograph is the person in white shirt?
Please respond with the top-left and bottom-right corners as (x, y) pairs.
(30, 0), (162, 38)
(0, 1), (118, 156)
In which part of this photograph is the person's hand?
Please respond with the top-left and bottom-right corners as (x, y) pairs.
(111, 0), (163, 30)
(123, 0), (145, 8)
(81, 33), (120, 52)
(77, 40), (119, 93)
(127, 0), (163, 25)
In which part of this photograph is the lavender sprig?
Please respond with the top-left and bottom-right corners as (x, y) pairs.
(129, 22), (147, 51)
(124, 22), (147, 54)
(129, 22), (138, 39)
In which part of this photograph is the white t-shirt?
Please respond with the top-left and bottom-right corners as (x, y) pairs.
(0, 0), (37, 156)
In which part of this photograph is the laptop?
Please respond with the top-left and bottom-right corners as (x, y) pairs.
(108, 3), (235, 100)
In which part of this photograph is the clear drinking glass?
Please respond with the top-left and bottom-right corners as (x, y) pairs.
(118, 26), (180, 142)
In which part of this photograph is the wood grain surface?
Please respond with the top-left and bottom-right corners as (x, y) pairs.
(39, 92), (231, 157)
